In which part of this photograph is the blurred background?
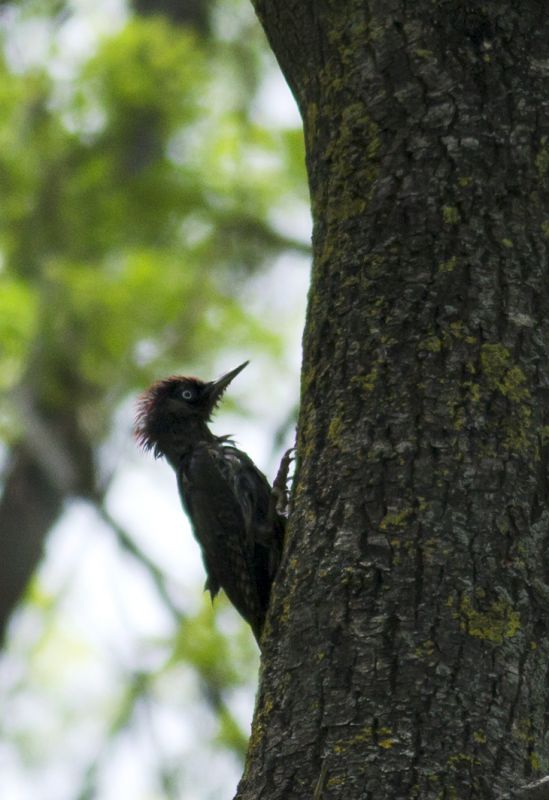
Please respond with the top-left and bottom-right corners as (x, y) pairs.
(0, 1), (310, 797)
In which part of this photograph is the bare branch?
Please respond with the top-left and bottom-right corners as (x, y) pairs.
(502, 777), (549, 800)
(97, 503), (184, 622)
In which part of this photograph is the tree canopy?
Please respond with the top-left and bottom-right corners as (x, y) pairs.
(0, 1), (308, 798)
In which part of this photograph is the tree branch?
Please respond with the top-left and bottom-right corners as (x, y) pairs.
(502, 777), (549, 800)
(96, 503), (184, 622)
(0, 385), (97, 645)
(0, 446), (63, 644)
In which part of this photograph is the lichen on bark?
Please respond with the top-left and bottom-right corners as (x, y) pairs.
(238, 2), (549, 798)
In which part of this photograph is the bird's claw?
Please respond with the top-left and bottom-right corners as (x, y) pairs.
(272, 446), (295, 515)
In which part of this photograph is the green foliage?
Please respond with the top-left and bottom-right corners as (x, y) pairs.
(171, 599), (259, 756)
(172, 597), (259, 689)
(0, 2), (307, 797)
(85, 19), (202, 129)
(0, 276), (37, 390)
(0, 9), (306, 416)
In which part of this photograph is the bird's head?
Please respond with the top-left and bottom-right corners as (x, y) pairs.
(135, 361), (249, 457)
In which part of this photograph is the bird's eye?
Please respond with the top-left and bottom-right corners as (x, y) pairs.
(181, 388), (194, 401)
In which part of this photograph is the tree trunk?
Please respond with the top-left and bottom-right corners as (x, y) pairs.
(238, 2), (549, 798)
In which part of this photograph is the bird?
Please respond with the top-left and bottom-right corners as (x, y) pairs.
(135, 361), (286, 645)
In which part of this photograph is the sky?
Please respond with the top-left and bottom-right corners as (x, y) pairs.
(0, 1), (309, 798)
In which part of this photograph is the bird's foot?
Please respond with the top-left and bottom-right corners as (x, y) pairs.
(272, 446), (295, 516)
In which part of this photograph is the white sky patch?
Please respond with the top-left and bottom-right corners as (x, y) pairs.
(0, 255), (307, 800)
(252, 65), (302, 128)
(2, 0), (128, 74)
(0, 1), (309, 798)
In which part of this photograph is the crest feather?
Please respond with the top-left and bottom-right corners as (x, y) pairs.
(134, 376), (201, 457)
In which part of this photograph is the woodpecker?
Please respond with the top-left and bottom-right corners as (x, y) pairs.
(135, 361), (286, 645)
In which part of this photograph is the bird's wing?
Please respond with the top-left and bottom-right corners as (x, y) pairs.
(216, 445), (271, 539)
(178, 442), (263, 639)
(218, 443), (285, 603)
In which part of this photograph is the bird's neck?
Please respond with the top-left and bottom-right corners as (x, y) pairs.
(158, 415), (215, 467)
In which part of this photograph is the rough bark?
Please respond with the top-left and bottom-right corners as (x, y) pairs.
(238, 2), (549, 798)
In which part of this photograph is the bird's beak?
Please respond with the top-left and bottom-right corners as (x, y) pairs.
(206, 361), (249, 405)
